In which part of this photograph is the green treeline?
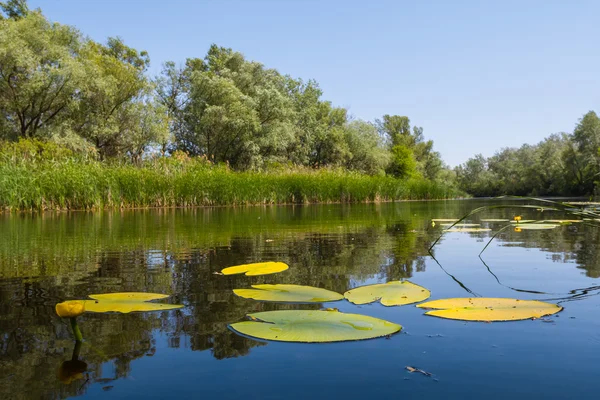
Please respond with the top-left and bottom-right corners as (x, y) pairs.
(0, 1), (460, 210)
(455, 112), (600, 197)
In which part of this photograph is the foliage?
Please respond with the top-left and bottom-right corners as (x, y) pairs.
(229, 309), (402, 342)
(221, 262), (289, 276)
(344, 280), (430, 306)
(0, 1), (459, 198)
(417, 298), (563, 322)
(0, 152), (463, 211)
(233, 284), (344, 303)
(456, 112), (600, 196)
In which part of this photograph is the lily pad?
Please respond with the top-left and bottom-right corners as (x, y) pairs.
(541, 220), (582, 223)
(417, 298), (562, 321)
(221, 262), (289, 276)
(233, 284), (343, 303)
(85, 292), (183, 314)
(513, 224), (558, 230)
(440, 223), (481, 227)
(229, 309), (401, 342)
(431, 219), (459, 222)
(444, 228), (491, 232)
(344, 280), (430, 306)
(509, 220), (536, 224)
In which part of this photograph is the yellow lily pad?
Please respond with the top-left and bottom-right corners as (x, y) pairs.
(440, 223), (480, 227)
(444, 228), (491, 232)
(541, 220), (582, 223)
(512, 224), (558, 230)
(221, 262), (289, 276)
(417, 298), (562, 321)
(344, 280), (430, 306)
(229, 309), (402, 343)
(233, 284), (343, 303)
(85, 292), (183, 314)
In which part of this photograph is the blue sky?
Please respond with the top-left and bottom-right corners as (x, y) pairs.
(30, 0), (599, 166)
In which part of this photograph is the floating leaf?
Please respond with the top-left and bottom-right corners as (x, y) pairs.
(440, 223), (481, 227)
(417, 298), (563, 322)
(55, 300), (85, 318)
(509, 220), (535, 224)
(480, 219), (510, 222)
(229, 310), (401, 343)
(512, 224), (558, 230)
(85, 292), (183, 314)
(431, 219), (459, 222)
(541, 220), (582, 223)
(221, 262), (289, 276)
(444, 228), (491, 232)
(233, 284), (343, 303)
(344, 280), (430, 306)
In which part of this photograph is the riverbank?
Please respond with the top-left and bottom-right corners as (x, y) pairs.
(0, 156), (464, 212)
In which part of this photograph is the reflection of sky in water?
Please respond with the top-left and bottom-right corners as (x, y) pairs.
(0, 201), (599, 399)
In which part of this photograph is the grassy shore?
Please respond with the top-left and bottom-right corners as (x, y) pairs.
(0, 144), (464, 211)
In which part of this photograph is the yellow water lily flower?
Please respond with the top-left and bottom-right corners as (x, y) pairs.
(55, 300), (86, 318)
(514, 216), (522, 223)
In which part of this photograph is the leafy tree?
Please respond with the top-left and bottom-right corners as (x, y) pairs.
(0, 11), (85, 139)
(342, 120), (389, 175)
(387, 144), (418, 179)
(377, 115), (443, 179)
(572, 111), (600, 193)
(71, 38), (151, 159)
(0, 0), (28, 19)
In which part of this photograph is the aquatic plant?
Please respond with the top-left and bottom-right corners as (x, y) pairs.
(344, 281), (430, 306)
(0, 157), (464, 211)
(229, 309), (401, 343)
(220, 262), (289, 276)
(55, 293), (183, 340)
(233, 284), (343, 303)
(417, 298), (563, 322)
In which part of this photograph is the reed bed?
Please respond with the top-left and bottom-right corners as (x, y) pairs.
(0, 154), (463, 211)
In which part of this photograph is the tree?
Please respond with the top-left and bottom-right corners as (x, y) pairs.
(377, 114), (443, 180)
(387, 144), (418, 179)
(0, 11), (85, 139)
(71, 38), (151, 159)
(572, 111), (600, 193)
(342, 120), (389, 175)
(0, 0), (28, 19)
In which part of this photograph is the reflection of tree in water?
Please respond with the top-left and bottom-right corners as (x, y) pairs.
(1, 202), (598, 399)
(491, 223), (600, 278)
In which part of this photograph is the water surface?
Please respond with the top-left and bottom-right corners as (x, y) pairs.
(1, 200), (599, 399)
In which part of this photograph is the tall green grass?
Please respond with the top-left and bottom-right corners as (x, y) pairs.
(0, 145), (464, 211)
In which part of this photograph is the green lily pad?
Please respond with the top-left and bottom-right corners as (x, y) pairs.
(344, 281), (430, 306)
(431, 219), (459, 222)
(417, 298), (562, 322)
(229, 310), (402, 343)
(233, 284), (343, 303)
(221, 262), (289, 276)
